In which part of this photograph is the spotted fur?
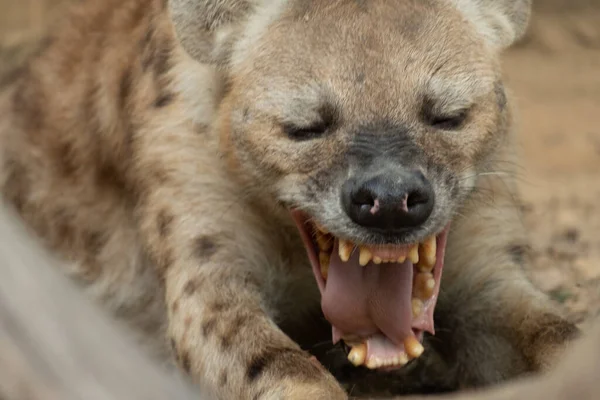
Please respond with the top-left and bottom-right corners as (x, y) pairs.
(0, 0), (578, 398)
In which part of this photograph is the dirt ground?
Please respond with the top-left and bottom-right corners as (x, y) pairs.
(0, 0), (599, 372)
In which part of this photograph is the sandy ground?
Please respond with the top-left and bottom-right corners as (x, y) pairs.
(0, 0), (599, 392)
(503, 8), (600, 329)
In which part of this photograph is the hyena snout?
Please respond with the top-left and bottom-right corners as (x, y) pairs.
(341, 169), (434, 232)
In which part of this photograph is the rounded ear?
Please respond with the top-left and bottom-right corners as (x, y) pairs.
(449, 0), (532, 50)
(167, 0), (255, 65)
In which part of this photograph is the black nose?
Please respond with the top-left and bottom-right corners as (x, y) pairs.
(341, 171), (434, 231)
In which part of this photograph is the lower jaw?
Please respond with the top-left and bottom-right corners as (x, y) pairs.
(291, 210), (449, 371)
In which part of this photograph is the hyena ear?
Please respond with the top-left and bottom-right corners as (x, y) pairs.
(448, 0), (532, 50)
(167, 0), (257, 65)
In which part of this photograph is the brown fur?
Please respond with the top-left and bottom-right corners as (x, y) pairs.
(0, 0), (580, 398)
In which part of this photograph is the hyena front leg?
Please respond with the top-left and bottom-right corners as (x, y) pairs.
(429, 176), (580, 388)
(131, 126), (346, 399)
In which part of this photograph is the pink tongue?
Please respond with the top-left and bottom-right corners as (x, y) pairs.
(321, 241), (414, 347)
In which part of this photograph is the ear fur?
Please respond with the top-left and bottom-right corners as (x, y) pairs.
(448, 0), (532, 50)
(167, 0), (261, 65)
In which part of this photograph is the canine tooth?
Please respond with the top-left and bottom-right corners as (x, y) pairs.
(315, 231), (333, 251)
(373, 256), (382, 264)
(347, 343), (367, 367)
(319, 251), (330, 280)
(408, 244), (419, 264)
(414, 272), (435, 300)
(411, 298), (424, 318)
(404, 336), (424, 359)
(339, 239), (353, 262)
(418, 236), (436, 272)
(397, 254), (407, 263)
(359, 247), (373, 266)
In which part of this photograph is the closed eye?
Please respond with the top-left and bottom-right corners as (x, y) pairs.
(283, 121), (330, 141)
(428, 109), (469, 130)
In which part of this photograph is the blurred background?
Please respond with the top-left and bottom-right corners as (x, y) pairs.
(0, 0), (599, 330)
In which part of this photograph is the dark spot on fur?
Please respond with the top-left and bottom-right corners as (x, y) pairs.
(183, 279), (199, 296)
(157, 209), (173, 238)
(194, 235), (219, 261)
(140, 27), (154, 71)
(13, 75), (44, 132)
(171, 300), (179, 314)
(158, 248), (174, 272)
(149, 167), (169, 185)
(181, 351), (191, 373)
(220, 314), (250, 350)
(83, 231), (107, 256)
(210, 301), (230, 313)
(170, 337), (177, 353)
(495, 81), (507, 111)
(355, 72), (366, 84)
(56, 142), (78, 177)
(246, 347), (316, 382)
(153, 37), (173, 79)
(153, 92), (174, 108)
(202, 318), (217, 337)
(3, 157), (29, 213)
(219, 371), (228, 386)
(252, 389), (266, 400)
(194, 123), (209, 135)
(508, 243), (529, 265)
(118, 68), (133, 110)
(96, 161), (127, 193)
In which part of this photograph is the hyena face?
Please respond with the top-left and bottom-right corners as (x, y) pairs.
(218, 0), (516, 370)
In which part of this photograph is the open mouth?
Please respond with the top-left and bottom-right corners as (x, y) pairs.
(291, 210), (449, 371)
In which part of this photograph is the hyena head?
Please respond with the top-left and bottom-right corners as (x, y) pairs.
(171, 0), (531, 370)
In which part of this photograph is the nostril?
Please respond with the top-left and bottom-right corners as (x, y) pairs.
(351, 188), (376, 207)
(406, 190), (430, 209)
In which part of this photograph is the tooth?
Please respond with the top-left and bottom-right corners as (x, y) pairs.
(404, 336), (424, 359)
(366, 357), (379, 370)
(408, 244), (419, 264)
(414, 272), (435, 300)
(397, 254), (407, 263)
(397, 352), (409, 365)
(316, 231), (333, 251)
(359, 247), (372, 266)
(373, 256), (382, 264)
(347, 343), (367, 367)
(418, 236), (436, 272)
(319, 251), (330, 280)
(339, 239), (353, 262)
(412, 298), (424, 318)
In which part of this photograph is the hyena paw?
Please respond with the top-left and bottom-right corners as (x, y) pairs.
(525, 313), (580, 372)
(278, 380), (348, 400)
(250, 349), (347, 400)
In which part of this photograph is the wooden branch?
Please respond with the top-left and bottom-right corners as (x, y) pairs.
(0, 202), (207, 400)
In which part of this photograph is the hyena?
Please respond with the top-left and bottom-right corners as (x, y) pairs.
(0, 0), (580, 398)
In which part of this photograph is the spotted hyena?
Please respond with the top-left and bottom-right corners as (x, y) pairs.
(0, 0), (579, 398)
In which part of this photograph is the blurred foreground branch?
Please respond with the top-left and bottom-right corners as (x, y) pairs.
(0, 202), (205, 400)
